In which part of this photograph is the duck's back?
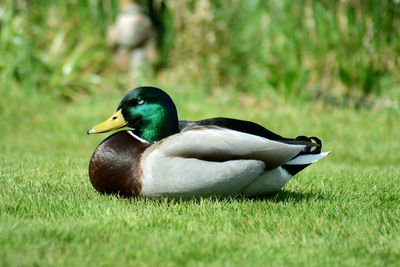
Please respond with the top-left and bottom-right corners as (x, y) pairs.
(139, 127), (306, 198)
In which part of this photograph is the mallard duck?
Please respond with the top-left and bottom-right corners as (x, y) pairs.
(87, 87), (329, 198)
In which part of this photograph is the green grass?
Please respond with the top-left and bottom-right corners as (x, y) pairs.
(1, 91), (399, 266)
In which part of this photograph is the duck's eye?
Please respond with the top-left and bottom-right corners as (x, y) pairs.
(112, 116), (117, 120)
(137, 99), (145, 105)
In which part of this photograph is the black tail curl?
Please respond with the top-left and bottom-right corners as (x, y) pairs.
(295, 136), (322, 155)
(282, 136), (323, 176)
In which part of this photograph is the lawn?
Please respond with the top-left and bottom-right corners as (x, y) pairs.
(0, 91), (399, 266)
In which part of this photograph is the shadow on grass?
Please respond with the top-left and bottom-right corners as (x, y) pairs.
(102, 189), (328, 205)
(249, 190), (328, 203)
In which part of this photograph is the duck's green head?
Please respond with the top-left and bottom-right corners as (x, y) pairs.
(87, 86), (179, 142)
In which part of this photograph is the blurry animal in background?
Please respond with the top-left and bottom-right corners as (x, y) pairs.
(107, 0), (158, 81)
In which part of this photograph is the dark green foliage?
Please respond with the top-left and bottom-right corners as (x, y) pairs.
(0, 0), (399, 104)
(0, 0), (118, 100)
(166, 0), (400, 105)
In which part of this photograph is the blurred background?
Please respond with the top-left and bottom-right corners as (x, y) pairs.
(1, 0), (399, 107)
(0, 0), (399, 160)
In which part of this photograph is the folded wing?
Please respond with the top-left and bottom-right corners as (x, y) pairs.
(157, 126), (306, 170)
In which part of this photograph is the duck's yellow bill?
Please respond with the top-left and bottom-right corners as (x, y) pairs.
(87, 109), (128, 134)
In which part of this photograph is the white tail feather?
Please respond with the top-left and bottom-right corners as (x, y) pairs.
(285, 152), (330, 165)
